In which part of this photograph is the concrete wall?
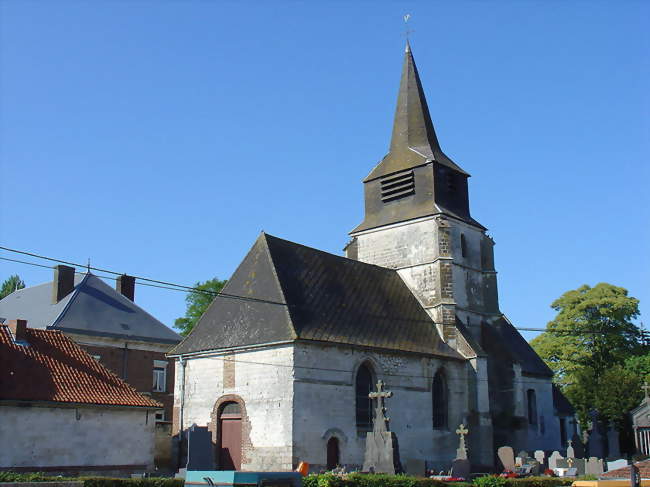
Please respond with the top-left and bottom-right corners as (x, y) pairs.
(0, 404), (155, 471)
(173, 345), (294, 471)
(292, 342), (486, 472)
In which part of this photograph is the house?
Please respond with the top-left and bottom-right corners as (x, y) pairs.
(0, 266), (182, 470)
(168, 42), (567, 472)
(0, 319), (161, 475)
(0, 266), (181, 422)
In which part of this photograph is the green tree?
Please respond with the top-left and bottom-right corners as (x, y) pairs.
(174, 277), (226, 337)
(530, 283), (642, 427)
(0, 274), (25, 299)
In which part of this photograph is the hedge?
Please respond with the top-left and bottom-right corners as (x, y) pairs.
(0, 474), (183, 487)
(304, 474), (581, 487)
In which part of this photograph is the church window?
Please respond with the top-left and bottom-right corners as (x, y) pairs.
(355, 363), (374, 430)
(380, 169), (415, 202)
(527, 389), (537, 425)
(460, 234), (467, 258)
(432, 369), (448, 429)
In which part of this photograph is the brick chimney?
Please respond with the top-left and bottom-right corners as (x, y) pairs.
(52, 265), (75, 304)
(116, 274), (135, 301)
(7, 319), (27, 342)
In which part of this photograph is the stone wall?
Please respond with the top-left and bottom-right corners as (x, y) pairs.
(172, 345), (294, 471)
(0, 404), (155, 472)
(292, 341), (491, 471)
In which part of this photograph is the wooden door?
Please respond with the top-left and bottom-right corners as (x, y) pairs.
(218, 402), (242, 470)
(326, 437), (339, 470)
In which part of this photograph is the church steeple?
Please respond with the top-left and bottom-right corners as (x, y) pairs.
(351, 43), (480, 235)
(365, 42), (468, 183)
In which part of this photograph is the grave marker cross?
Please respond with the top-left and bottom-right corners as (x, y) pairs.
(455, 424), (469, 460)
(369, 380), (393, 433)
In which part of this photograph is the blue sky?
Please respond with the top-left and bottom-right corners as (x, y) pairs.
(1, 1), (648, 340)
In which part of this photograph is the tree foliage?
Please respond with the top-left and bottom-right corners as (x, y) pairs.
(174, 277), (226, 337)
(530, 283), (643, 428)
(0, 274), (25, 299)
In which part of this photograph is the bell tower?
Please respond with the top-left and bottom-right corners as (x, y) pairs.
(347, 42), (501, 346)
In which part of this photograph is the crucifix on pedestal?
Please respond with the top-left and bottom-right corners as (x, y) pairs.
(455, 424), (469, 460)
(369, 380), (393, 433)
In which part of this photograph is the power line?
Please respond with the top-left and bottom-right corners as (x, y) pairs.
(0, 246), (286, 306)
(0, 247), (644, 338)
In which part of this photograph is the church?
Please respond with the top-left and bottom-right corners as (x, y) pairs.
(169, 42), (569, 472)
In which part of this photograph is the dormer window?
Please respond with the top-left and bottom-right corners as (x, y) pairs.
(380, 169), (415, 202)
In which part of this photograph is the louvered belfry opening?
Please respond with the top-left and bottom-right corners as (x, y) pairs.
(380, 168), (415, 202)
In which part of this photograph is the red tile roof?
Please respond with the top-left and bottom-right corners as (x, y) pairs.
(602, 459), (650, 479)
(0, 325), (161, 408)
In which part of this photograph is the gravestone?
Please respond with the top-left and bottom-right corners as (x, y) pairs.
(548, 451), (563, 470)
(451, 459), (471, 480)
(534, 450), (545, 466)
(566, 440), (575, 458)
(528, 460), (541, 476)
(573, 458), (586, 476)
(498, 446), (515, 471)
(405, 458), (426, 476)
(570, 433), (586, 458)
(363, 380), (402, 474)
(517, 450), (529, 460)
(586, 457), (604, 476)
(607, 429), (621, 458)
(607, 459), (628, 471)
(186, 424), (213, 470)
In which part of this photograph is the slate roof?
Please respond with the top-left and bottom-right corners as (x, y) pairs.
(170, 233), (461, 359)
(0, 273), (180, 344)
(481, 315), (554, 377)
(0, 325), (161, 408)
(364, 42), (469, 183)
(602, 459), (650, 479)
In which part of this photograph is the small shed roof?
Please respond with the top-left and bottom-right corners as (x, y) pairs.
(0, 324), (161, 408)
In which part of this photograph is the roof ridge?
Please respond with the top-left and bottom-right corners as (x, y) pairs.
(259, 233), (299, 340)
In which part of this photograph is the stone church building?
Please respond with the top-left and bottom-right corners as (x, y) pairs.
(169, 43), (566, 472)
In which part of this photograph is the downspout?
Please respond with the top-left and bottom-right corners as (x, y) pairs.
(178, 355), (186, 470)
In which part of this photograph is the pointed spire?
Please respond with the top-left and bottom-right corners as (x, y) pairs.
(364, 43), (468, 181)
(389, 42), (441, 158)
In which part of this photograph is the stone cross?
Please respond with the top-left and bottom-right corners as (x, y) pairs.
(455, 424), (469, 460)
(642, 382), (650, 399)
(369, 380), (393, 433)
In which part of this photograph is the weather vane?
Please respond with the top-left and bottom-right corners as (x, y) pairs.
(404, 14), (415, 40)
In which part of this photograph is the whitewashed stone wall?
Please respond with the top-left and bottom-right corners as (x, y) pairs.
(0, 405), (155, 470)
(292, 342), (480, 471)
(517, 374), (561, 452)
(174, 345), (294, 471)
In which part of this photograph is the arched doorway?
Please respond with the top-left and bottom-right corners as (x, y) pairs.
(326, 437), (340, 470)
(218, 402), (242, 470)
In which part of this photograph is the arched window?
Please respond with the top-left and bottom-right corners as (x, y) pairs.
(527, 389), (537, 425)
(460, 234), (467, 258)
(432, 369), (448, 429)
(326, 437), (340, 470)
(355, 363), (374, 430)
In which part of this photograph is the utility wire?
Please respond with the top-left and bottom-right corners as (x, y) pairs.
(1, 247), (645, 338)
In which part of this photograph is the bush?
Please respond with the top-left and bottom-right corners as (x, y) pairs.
(473, 476), (507, 487)
(84, 479), (183, 487)
(0, 472), (59, 482)
(504, 477), (575, 487)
